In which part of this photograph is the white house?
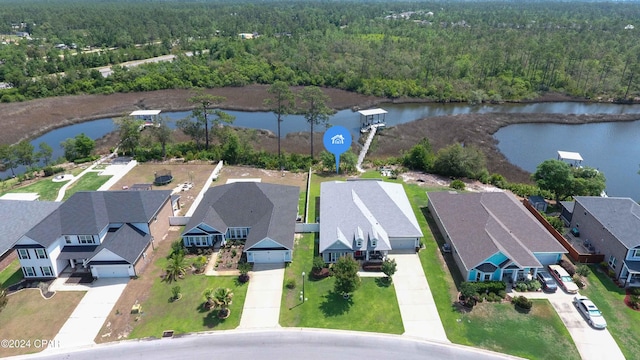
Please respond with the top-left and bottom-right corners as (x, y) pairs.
(13, 191), (175, 279)
(319, 180), (423, 263)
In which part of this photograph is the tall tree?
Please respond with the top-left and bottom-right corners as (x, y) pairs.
(37, 142), (53, 166)
(264, 81), (295, 170)
(532, 159), (573, 204)
(188, 90), (233, 150)
(14, 140), (35, 168)
(115, 116), (142, 156)
(298, 86), (334, 160)
(151, 116), (173, 160)
(0, 144), (17, 177)
(73, 133), (95, 159)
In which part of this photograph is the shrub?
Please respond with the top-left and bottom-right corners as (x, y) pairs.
(512, 295), (533, 311)
(231, 249), (237, 257)
(312, 256), (325, 273)
(607, 269), (616, 278)
(488, 293), (502, 302)
(629, 295), (640, 310)
(43, 166), (64, 177)
(629, 288), (640, 296)
(192, 256), (207, 273)
(450, 179), (465, 190)
(575, 264), (590, 277)
(560, 259), (576, 276)
(515, 282), (528, 292)
(498, 290), (507, 299)
(285, 278), (296, 289)
(573, 275), (585, 288)
(526, 280), (541, 291)
(381, 258), (397, 279)
(171, 286), (181, 300)
(238, 262), (251, 283)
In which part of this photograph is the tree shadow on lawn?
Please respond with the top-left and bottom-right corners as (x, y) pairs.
(375, 277), (392, 288)
(319, 291), (353, 317)
(203, 310), (227, 328)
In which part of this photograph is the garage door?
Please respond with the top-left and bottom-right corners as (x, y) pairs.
(535, 253), (561, 266)
(93, 265), (130, 278)
(390, 238), (418, 251)
(249, 250), (286, 264)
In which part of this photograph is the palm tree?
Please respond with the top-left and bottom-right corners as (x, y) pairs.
(213, 287), (234, 318)
(164, 253), (188, 283)
(203, 288), (216, 309)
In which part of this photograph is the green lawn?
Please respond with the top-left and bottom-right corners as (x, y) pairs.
(405, 183), (579, 359)
(62, 172), (111, 200)
(0, 259), (23, 288)
(580, 266), (640, 359)
(280, 234), (404, 334)
(129, 274), (248, 338)
(1, 178), (66, 201)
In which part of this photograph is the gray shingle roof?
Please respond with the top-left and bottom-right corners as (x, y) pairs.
(427, 191), (566, 271)
(0, 200), (60, 256)
(574, 196), (640, 249)
(90, 223), (151, 264)
(184, 183), (299, 250)
(24, 190), (172, 248)
(319, 180), (423, 253)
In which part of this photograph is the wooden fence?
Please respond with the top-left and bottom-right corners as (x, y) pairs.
(522, 199), (604, 264)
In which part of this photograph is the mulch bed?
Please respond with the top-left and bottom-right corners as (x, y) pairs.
(6, 279), (55, 299)
(623, 290), (640, 311)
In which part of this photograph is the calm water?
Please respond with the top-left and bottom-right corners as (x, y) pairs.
(4, 101), (640, 200)
(494, 120), (640, 201)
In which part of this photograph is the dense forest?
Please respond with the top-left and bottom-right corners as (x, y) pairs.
(1, 0), (640, 102)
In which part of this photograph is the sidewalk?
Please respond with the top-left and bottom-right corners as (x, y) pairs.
(389, 254), (449, 342)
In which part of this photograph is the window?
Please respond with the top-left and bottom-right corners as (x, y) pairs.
(40, 266), (53, 277)
(78, 235), (95, 244)
(65, 235), (71, 244)
(632, 249), (640, 258)
(22, 267), (35, 277)
(17, 248), (30, 259)
(36, 248), (48, 259)
(356, 238), (362, 247)
(371, 238), (377, 247)
(609, 255), (617, 269)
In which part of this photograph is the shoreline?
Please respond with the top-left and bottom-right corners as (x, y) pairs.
(2, 86), (638, 182)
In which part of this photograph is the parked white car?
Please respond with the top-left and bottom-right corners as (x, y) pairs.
(548, 265), (579, 294)
(573, 296), (607, 329)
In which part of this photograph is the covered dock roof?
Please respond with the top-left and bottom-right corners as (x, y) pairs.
(557, 151), (583, 162)
(358, 108), (388, 117)
(130, 110), (161, 117)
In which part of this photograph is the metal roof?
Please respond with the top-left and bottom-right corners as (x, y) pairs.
(130, 110), (161, 116)
(358, 108), (387, 116)
(557, 151), (583, 162)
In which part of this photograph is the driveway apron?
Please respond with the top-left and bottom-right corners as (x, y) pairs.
(515, 290), (625, 360)
(48, 278), (129, 351)
(239, 263), (285, 329)
(389, 254), (449, 342)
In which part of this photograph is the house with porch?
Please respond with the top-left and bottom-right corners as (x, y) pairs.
(182, 182), (299, 263)
(13, 190), (175, 279)
(565, 196), (640, 287)
(319, 180), (423, 263)
(427, 191), (567, 282)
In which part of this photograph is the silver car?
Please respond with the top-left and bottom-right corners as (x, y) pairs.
(573, 296), (607, 329)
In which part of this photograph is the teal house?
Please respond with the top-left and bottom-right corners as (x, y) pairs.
(427, 191), (566, 283)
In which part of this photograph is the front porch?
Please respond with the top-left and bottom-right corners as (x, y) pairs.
(59, 264), (94, 284)
(620, 261), (640, 288)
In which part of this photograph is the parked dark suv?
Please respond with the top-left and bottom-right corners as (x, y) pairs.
(536, 270), (558, 292)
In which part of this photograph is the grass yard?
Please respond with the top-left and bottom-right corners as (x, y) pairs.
(0, 290), (85, 357)
(1, 178), (66, 201)
(63, 172), (111, 200)
(279, 234), (404, 334)
(580, 266), (640, 359)
(0, 259), (23, 288)
(128, 274), (248, 339)
(406, 183), (579, 359)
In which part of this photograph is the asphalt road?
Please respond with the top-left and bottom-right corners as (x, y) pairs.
(25, 329), (523, 360)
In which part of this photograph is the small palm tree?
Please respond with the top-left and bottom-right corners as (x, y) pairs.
(203, 288), (215, 309)
(165, 253), (188, 283)
(213, 287), (234, 318)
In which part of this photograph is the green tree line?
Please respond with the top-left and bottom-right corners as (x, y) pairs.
(2, 1), (640, 102)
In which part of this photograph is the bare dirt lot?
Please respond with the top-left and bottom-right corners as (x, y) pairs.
(2, 86), (638, 183)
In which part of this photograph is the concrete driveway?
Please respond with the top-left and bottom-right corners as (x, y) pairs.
(389, 254), (449, 342)
(48, 278), (129, 351)
(238, 263), (285, 329)
(518, 290), (625, 360)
